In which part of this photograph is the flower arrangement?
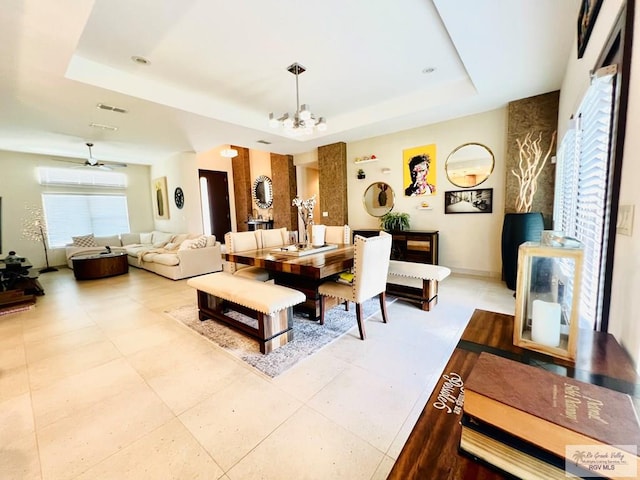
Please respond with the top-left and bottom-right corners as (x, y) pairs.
(292, 194), (316, 244)
(511, 130), (557, 213)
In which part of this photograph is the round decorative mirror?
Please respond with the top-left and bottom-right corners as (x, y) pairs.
(363, 182), (394, 217)
(252, 175), (273, 209)
(445, 143), (495, 188)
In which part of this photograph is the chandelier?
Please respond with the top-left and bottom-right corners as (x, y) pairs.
(269, 62), (326, 136)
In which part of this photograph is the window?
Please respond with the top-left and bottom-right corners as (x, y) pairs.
(38, 166), (127, 188)
(42, 194), (130, 247)
(554, 68), (616, 330)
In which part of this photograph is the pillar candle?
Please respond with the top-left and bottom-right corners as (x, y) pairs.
(312, 225), (326, 247)
(531, 299), (561, 347)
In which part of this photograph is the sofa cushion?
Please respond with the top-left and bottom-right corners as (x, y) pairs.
(152, 231), (173, 244)
(72, 234), (98, 247)
(142, 252), (180, 266)
(164, 242), (181, 251)
(172, 233), (189, 245)
(140, 232), (152, 244)
(120, 232), (140, 246)
(95, 235), (120, 247)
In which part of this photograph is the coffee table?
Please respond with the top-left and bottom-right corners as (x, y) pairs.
(72, 252), (129, 280)
(225, 244), (354, 319)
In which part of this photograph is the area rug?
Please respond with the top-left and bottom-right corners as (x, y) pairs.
(165, 297), (394, 377)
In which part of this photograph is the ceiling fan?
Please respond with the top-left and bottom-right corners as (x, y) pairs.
(83, 142), (127, 170)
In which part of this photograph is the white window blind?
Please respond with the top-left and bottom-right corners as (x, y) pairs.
(42, 194), (130, 247)
(554, 68), (615, 330)
(38, 167), (127, 188)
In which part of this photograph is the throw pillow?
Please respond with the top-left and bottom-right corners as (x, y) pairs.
(72, 234), (98, 247)
(140, 232), (152, 244)
(153, 241), (168, 249)
(164, 242), (180, 251)
(178, 239), (194, 250)
(189, 235), (208, 249)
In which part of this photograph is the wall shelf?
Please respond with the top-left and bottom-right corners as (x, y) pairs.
(354, 157), (378, 164)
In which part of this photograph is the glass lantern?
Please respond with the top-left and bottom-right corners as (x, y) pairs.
(513, 238), (584, 362)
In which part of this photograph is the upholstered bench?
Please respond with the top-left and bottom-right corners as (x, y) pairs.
(187, 272), (305, 353)
(386, 261), (451, 311)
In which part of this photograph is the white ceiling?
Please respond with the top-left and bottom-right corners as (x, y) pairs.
(0, 0), (580, 166)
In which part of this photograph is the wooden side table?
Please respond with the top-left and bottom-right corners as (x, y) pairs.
(388, 309), (639, 479)
(72, 252), (129, 280)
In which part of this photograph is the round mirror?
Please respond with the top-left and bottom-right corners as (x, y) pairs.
(252, 175), (273, 209)
(363, 182), (394, 217)
(445, 143), (495, 188)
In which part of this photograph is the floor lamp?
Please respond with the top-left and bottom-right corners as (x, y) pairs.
(22, 205), (58, 273)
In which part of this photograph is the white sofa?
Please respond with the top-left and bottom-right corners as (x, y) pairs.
(66, 231), (223, 280)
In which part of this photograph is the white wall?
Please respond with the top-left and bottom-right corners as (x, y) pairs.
(558, 0), (640, 369)
(347, 107), (508, 277)
(0, 150), (152, 268)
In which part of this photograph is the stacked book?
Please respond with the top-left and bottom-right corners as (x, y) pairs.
(459, 353), (640, 479)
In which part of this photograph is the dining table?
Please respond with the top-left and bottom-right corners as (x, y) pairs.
(224, 243), (354, 319)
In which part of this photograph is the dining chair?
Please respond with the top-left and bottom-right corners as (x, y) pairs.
(224, 231), (271, 281)
(318, 231), (392, 339)
(324, 225), (351, 244)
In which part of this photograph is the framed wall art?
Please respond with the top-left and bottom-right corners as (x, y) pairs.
(153, 176), (170, 219)
(403, 144), (437, 196)
(444, 188), (493, 214)
(577, 0), (603, 58)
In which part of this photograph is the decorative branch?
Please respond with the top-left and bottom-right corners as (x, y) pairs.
(292, 195), (316, 244)
(511, 130), (557, 213)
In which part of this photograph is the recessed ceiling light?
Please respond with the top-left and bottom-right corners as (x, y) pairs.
(131, 55), (150, 65)
(89, 122), (118, 131)
(422, 67), (436, 74)
(97, 103), (128, 114)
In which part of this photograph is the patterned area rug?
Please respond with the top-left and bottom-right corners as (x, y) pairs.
(166, 297), (393, 377)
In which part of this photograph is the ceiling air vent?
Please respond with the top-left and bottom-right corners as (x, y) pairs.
(257, 140), (272, 145)
(89, 122), (118, 131)
(97, 103), (128, 114)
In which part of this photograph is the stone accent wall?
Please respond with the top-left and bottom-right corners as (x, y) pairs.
(232, 146), (252, 232)
(505, 91), (559, 228)
(270, 153), (297, 231)
(318, 142), (348, 225)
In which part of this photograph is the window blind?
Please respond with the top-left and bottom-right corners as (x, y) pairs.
(42, 194), (130, 247)
(554, 69), (615, 330)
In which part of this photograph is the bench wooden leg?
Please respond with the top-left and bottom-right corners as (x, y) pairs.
(422, 279), (438, 311)
(196, 290), (294, 354)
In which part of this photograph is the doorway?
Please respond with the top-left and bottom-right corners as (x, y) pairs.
(199, 169), (232, 241)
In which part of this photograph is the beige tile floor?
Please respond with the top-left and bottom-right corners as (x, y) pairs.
(0, 266), (514, 480)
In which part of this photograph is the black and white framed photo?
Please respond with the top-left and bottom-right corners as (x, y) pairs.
(444, 188), (493, 214)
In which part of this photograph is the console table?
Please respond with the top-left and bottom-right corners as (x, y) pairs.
(388, 309), (639, 479)
(352, 229), (438, 264)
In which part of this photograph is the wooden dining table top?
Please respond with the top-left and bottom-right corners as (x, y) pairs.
(224, 244), (354, 280)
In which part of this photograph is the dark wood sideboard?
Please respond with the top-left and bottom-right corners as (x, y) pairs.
(352, 229), (439, 265)
(387, 309), (640, 480)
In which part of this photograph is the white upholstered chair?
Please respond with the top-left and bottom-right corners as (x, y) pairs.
(318, 231), (392, 340)
(324, 225), (351, 244)
(224, 231), (270, 281)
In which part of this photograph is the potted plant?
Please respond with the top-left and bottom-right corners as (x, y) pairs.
(357, 169), (366, 179)
(380, 212), (410, 231)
